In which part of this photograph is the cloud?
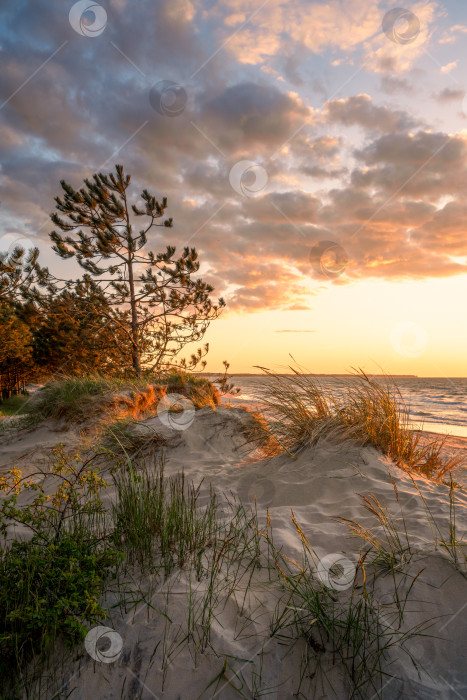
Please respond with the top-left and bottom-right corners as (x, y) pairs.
(439, 24), (467, 44)
(198, 82), (312, 153)
(435, 87), (465, 102)
(440, 61), (457, 73)
(0, 0), (466, 317)
(379, 75), (413, 94)
(362, 2), (438, 74)
(324, 94), (417, 132)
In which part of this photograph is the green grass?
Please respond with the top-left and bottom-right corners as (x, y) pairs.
(0, 394), (29, 417)
(25, 375), (154, 423)
(111, 458), (218, 574)
(101, 417), (169, 457)
(253, 366), (461, 480)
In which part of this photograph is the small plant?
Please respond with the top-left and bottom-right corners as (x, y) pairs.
(214, 360), (241, 397)
(111, 457), (218, 574)
(0, 534), (120, 684)
(0, 448), (120, 692)
(406, 473), (467, 576)
(338, 488), (412, 572)
(101, 417), (168, 457)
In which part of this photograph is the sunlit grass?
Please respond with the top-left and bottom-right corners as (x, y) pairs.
(24, 371), (219, 425)
(253, 366), (462, 480)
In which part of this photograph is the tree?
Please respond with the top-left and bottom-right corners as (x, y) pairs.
(0, 301), (34, 398)
(50, 165), (224, 377)
(31, 277), (128, 375)
(0, 246), (50, 301)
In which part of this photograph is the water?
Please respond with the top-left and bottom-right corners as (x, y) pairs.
(222, 375), (467, 439)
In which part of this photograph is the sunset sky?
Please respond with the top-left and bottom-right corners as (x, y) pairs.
(1, 0), (467, 376)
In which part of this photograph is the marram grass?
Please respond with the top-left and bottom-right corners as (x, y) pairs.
(24, 371), (219, 425)
(253, 366), (462, 480)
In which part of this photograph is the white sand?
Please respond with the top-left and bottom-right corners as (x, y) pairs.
(1, 406), (466, 699)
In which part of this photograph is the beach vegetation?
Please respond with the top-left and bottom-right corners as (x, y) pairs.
(252, 366), (462, 480)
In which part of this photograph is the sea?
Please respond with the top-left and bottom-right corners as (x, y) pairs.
(218, 375), (467, 439)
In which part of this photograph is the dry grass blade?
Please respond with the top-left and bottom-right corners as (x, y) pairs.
(252, 365), (462, 480)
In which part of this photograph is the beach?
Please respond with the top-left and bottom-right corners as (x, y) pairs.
(0, 376), (466, 699)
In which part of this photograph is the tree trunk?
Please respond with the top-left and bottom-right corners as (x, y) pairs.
(127, 257), (141, 377)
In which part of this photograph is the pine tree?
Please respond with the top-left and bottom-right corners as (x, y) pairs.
(0, 301), (34, 398)
(0, 246), (50, 301)
(50, 165), (224, 376)
(30, 277), (128, 375)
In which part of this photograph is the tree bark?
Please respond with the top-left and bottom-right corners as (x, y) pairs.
(127, 257), (141, 377)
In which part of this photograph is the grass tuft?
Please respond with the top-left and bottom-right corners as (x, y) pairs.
(253, 366), (462, 480)
(23, 371), (219, 426)
(0, 394), (30, 417)
(111, 457), (218, 574)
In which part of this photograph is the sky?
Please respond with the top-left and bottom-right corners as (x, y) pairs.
(1, 0), (467, 376)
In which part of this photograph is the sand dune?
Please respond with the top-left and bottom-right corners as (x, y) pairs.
(3, 406), (464, 698)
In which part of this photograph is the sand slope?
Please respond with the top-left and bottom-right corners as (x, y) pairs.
(2, 407), (466, 699)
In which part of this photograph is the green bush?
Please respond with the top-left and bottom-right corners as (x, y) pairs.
(0, 534), (120, 682)
(0, 448), (121, 691)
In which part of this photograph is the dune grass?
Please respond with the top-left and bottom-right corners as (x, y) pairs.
(0, 393), (29, 417)
(260, 509), (435, 700)
(100, 417), (169, 457)
(23, 371), (219, 426)
(0, 444), (454, 699)
(111, 457), (218, 574)
(253, 366), (462, 480)
(156, 369), (220, 408)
